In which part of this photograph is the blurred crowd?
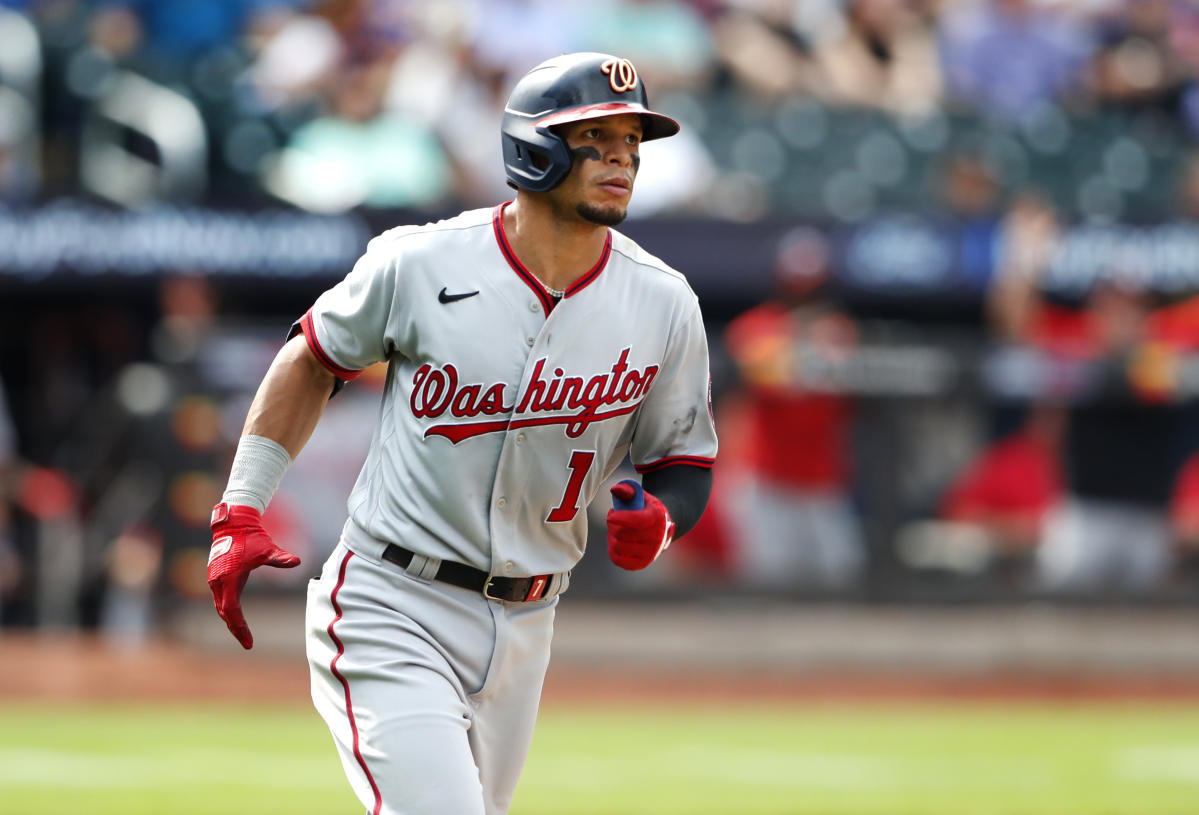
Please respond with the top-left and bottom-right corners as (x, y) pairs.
(4, 0), (1199, 215)
(6, 0), (1199, 640)
(709, 193), (1199, 599)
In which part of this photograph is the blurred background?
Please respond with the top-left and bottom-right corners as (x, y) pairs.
(4, 1), (1199, 813)
(6, 0), (1199, 632)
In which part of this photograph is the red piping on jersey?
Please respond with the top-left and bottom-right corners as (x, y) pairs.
(566, 235), (611, 297)
(327, 551), (383, 815)
(635, 455), (716, 474)
(492, 203), (612, 315)
(301, 309), (363, 381)
(425, 401), (643, 444)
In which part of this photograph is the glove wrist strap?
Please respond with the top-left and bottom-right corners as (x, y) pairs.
(221, 434), (292, 513)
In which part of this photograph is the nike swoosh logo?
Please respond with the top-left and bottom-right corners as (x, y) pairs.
(439, 287), (480, 304)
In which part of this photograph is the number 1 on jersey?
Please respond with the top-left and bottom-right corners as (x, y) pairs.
(546, 450), (596, 522)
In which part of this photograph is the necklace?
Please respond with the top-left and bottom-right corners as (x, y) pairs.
(532, 272), (564, 299)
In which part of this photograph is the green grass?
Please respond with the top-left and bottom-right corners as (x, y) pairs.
(1, 702), (1198, 814)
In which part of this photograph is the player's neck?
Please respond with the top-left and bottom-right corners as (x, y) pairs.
(503, 197), (609, 294)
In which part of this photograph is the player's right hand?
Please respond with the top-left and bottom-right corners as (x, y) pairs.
(207, 502), (301, 650)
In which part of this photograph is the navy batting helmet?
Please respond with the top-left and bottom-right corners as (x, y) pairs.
(501, 52), (680, 193)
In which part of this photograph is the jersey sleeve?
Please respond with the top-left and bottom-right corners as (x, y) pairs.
(298, 248), (399, 380)
(630, 296), (718, 473)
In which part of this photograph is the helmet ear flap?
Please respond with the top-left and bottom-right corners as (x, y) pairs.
(501, 127), (573, 193)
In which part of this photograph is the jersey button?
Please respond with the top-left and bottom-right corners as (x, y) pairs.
(516, 433), (526, 444)
(504, 561), (514, 573)
(528, 301), (539, 312)
(497, 497), (507, 509)
(526, 336), (534, 346)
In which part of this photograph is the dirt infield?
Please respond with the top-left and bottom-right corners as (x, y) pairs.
(7, 599), (1199, 704)
(0, 635), (312, 703)
(5, 633), (1199, 705)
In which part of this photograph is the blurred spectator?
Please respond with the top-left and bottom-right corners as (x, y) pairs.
(319, 0), (408, 64)
(1088, 0), (1199, 131)
(811, 0), (943, 115)
(0, 377), (20, 623)
(39, 274), (235, 641)
(1089, 0), (1191, 119)
(383, 8), (512, 206)
(239, 5), (344, 114)
(91, 0), (292, 63)
(710, 1), (816, 99)
(938, 149), (1004, 294)
(1171, 447), (1199, 543)
(1169, 0), (1199, 134)
(940, 403), (1065, 563)
(917, 186), (1066, 585)
(101, 276), (228, 641)
(988, 188), (1064, 342)
(261, 58), (452, 211)
(467, 0), (583, 88)
(0, 6), (40, 203)
(1037, 280), (1184, 593)
(1150, 291), (1199, 576)
(86, 3), (143, 63)
(383, 9), (476, 127)
(722, 227), (865, 590)
(939, 0), (1094, 121)
(1172, 149), (1199, 222)
(0, 88), (38, 203)
(577, 0), (717, 91)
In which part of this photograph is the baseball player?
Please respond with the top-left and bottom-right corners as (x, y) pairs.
(206, 52), (718, 815)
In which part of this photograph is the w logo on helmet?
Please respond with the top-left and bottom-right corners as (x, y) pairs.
(601, 58), (639, 93)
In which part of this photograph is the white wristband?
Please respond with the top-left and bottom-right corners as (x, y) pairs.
(221, 435), (292, 513)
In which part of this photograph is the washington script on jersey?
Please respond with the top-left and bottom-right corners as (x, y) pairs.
(411, 347), (658, 443)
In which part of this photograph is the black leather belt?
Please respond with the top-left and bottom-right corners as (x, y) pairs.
(381, 543), (555, 603)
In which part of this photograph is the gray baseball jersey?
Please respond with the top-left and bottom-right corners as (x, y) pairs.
(297, 203), (718, 577)
(302, 203), (716, 815)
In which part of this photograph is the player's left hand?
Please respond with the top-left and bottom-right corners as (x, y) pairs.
(606, 480), (675, 571)
(207, 502), (301, 649)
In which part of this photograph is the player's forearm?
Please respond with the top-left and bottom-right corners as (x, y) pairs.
(641, 464), (713, 538)
(241, 335), (337, 458)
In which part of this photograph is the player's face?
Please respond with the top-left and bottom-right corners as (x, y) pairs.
(554, 114), (643, 227)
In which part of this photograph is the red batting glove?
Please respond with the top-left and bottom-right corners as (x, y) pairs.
(207, 502), (301, 649)
(606, 480), (676, 571)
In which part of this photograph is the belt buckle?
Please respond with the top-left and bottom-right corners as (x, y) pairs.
(483, 577), (506, 601)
